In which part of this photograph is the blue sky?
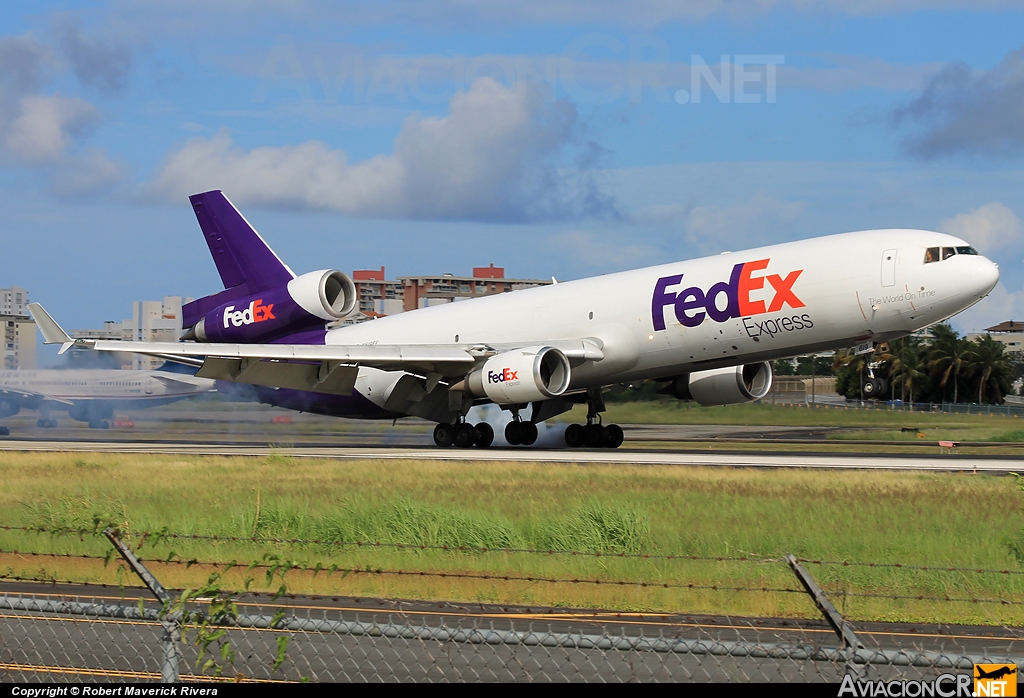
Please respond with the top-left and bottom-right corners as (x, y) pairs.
(3, 0), (1024, 345)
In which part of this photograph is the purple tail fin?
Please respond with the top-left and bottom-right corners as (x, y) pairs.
(182, 191), (295, 329)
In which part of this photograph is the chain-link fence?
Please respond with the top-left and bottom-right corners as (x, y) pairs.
(3, 589), (1022, 683)
(2, 527), (1023, 682)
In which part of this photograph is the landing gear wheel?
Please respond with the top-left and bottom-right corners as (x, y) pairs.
(433, 423), (455, 448)
(88, 419), (109, 429)
(473, 422), (494, 448)
(564, 424), (585, 448)
(862, 378), (882, 398)
(505, 421), (522, 446)
(520, 422), (538, 446)
(46, 419), (57, 428)
(604, 424), (624, 449)
(36, 419), (45, 428)
(585, 423), (606, 448)
(454, 423), (476, 448)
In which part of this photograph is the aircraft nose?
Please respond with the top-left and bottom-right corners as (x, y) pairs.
(973, 256), (1000, 297)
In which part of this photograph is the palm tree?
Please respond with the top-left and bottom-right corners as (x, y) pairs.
(927, 323), (967, 404)
(881, 335), (928, 403)
(964, 335), (1014, 404)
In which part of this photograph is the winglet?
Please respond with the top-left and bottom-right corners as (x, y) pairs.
(28, 303), (77, 355)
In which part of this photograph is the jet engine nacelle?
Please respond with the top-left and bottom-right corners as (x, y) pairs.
(463, 346), (571, 405)
(664, 362), (773, 406)
(193, 270), (356, 343)
(0, 400), (20, 418)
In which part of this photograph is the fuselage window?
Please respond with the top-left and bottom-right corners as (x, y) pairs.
(924, 247), (940, 263)
(942, 247), (955, 260)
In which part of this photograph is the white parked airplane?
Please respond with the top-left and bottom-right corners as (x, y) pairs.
(0, 366), (216, 429)
(31, 191), (999, 448)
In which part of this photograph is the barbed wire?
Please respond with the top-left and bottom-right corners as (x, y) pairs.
(6, 525), (1024, 580)
(0, 547), (803, 594)
(842, 590), (1024, 606)
(797, 557), (1024, 576)
(5, 547), (1024, 607)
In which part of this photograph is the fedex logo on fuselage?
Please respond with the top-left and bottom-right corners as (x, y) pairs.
(652, 258), (804, 331)
(488, 368), (519, 384)
(223, 299), (276, 328)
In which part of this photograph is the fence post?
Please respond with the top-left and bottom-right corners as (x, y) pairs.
(104, 528), (181, 683)
(785, 554), (863, 650)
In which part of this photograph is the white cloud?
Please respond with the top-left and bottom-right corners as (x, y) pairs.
(896, 47), (1024, 159)
(5, 94), (99, 164)
(127, 0), (1024, 29)
(951, 282), (1024, 334)
(938, 202), (1024, 254)
(684, 193), (806, 253)
(0, 32), (122, 191)
(149, 77), (613, 221)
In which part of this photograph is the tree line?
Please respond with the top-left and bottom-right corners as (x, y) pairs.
(775, 323), (1024, 404)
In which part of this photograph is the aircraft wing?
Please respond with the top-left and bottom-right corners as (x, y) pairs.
(88, 339), (481, 395)
(29, 304), (604, 397)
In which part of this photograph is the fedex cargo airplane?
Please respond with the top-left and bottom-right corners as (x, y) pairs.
(0, 366), (215, 429)
(31, 191), (999, 449)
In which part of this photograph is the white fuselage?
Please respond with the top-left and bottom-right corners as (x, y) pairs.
(0, 369), (214, 404)
(327, 230), (998, 406)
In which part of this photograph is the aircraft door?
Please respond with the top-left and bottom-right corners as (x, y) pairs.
(881, 249), (897, 287)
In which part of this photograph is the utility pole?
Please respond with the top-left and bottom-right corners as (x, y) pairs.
(811, 355), (816, 407)
(901, 339), (906, 408)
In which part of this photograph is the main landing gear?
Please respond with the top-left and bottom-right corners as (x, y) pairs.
(563, 387), (624, 449)
(36, 419), (58, 428)
(433, 421), (494, 448)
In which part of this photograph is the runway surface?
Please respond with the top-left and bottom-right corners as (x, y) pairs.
(1, 581), (1020, 682)
(0, 437), (1018, 472)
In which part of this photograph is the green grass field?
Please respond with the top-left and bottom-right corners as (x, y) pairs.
(1, 450), (1023, 626)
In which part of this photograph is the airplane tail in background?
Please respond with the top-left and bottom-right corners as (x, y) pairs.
(181, 191), (296, 329)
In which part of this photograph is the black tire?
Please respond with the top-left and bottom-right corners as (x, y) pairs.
(520, 422), (538, 446)
(36, 419), (45, 428)
(454, 423), (476, 448)
(474, 423), (494, 448)
(433, 423), (455, 448)
(604, 424), (624, 448)
(505, 421), (522, 446)
(565, 424), (585, 448)
(48, 419), (57, 428)
(862, 378), (881, 398)
(585, 423), (606, 448)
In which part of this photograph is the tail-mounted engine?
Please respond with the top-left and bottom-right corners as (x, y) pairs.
(190, 270), (356, 343)
(460, 346), (572, 405)
(662, 362), (773, 406)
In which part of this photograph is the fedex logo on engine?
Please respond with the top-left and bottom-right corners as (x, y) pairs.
(652, 259), (804, 331)
(223, 299), (276, 328)
(488, 368), (519, 384)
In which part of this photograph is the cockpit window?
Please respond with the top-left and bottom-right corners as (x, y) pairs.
(941, 247), (955, 260)
(956, 246), (978, 255)
(924, 247), (939, 264)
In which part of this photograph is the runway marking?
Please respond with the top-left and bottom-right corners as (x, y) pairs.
(6, 594), (1020, 644)
(0, 662), (289, 682)
(0, 439), (1014, 472)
